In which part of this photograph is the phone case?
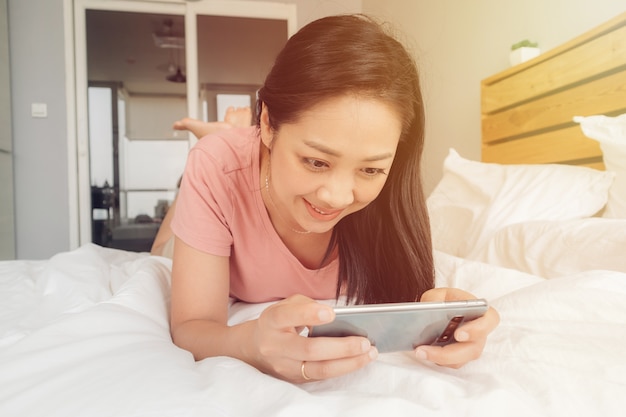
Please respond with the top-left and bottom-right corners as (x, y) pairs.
(308, 299), (488, 353)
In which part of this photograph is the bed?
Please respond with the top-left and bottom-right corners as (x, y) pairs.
(2, 13), (626, 417)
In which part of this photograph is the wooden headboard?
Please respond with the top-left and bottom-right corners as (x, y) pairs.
(481, 12), (626, 170)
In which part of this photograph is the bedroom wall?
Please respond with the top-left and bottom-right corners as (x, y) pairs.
(362, 0), (626, 195)
(7, 0), (71, 260)
(7, 0), (362, 259)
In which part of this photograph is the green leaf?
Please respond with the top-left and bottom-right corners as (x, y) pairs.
(511, 39), (539, 51)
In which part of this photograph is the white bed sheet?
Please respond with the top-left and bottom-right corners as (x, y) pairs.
(1, 242), (625, 417)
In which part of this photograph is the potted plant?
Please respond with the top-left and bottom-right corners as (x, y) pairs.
(510, 39), (540, 66)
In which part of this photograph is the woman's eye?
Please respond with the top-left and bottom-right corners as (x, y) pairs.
(304, 158), (328, 170)
(362, 167), (387, 177)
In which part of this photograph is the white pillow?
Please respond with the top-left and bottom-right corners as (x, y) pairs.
(471, 219), (626, 278)
(574, 114), (626, 218)
(427, 149), (614, 258)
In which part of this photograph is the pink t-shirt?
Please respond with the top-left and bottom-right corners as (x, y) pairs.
(171, 127), (338, 303)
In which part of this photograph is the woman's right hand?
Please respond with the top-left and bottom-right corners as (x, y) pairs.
(248, 295), (378, 383)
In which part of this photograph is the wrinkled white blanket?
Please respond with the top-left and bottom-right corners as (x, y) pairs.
(1, 243), (625, 417)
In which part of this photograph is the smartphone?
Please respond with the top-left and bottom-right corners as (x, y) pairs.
(308, 299), (488, 353)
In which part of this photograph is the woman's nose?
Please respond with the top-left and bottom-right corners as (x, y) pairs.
(316, 176), (355, 209)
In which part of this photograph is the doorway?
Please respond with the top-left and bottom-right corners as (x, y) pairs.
(72, 0), (296, 251)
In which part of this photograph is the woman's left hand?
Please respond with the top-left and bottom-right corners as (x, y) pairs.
(414, 288), (500, 368)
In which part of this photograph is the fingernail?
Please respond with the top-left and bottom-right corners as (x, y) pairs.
(361, 339), (371, 352)
(455, 330), (469, 342)
(415, 347), (428, 361)
(317, 308), (332, 322)
(369, 347), (378, 360)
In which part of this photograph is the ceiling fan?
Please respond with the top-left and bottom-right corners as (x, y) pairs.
(166, 66), (186, 83)
(153, 19), (186, 83)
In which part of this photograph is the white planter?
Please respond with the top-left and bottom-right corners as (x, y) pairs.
(510, 47), (541, 66)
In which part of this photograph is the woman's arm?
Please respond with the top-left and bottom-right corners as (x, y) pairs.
(169, 237), (232, 357)
(169, 237), (378, 382)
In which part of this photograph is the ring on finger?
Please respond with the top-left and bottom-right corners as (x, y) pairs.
(301, 361), (312, 381)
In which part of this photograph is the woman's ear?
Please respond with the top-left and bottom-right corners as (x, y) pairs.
(259, 103), (273, 149)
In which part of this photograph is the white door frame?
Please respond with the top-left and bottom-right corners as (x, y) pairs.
(67, 0), (296, 248)
(185, 1), (296, 147)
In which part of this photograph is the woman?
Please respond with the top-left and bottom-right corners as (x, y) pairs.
(167, 14), (499, 383)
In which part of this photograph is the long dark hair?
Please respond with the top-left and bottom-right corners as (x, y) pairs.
(256, 14), (434, 304)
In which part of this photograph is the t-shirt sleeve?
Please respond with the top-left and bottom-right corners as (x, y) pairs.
(170, 145), (234, 256)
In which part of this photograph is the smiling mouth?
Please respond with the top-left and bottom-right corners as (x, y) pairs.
(305, 200), (343, 220)
(311, 204), (330, 215)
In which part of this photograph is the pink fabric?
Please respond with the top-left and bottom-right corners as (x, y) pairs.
(171, 127), (338, 303)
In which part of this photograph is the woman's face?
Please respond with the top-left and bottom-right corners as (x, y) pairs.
(260, 95), (402, 234)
